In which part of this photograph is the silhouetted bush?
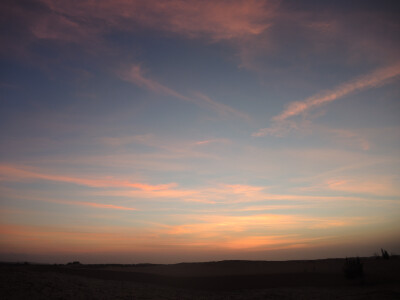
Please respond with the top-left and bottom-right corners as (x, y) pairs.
(381, 248), (390, 260)
(343, 257), (363, 279)
(67, 261), (81, 265)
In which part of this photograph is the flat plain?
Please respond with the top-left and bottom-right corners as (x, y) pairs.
(1, 257), (400, 299)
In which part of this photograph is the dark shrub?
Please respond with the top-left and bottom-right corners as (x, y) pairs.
(343, 257), (364, 279)
(381, 248), (390, 260)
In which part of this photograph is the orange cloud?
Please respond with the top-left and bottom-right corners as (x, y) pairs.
(0, 164), (371, 209)
(0, 223), (161, 254)
(163, 213), (364, 238)
(143, 213), (371, 252)
(96, 183), (267, 203)
(0, 188), (137, 211)
(239, 204), (311, 211)
(222, 235), (321, 250)
(73, 201), (136, 211)
(0, 164), (174, 191)
(0, 210), (374, 256)
(224, 184), (265, 194)
(325, 177), (400, 197)
(93, 182), (366, 205)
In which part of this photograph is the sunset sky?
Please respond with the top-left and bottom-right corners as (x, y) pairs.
(1, 0), (399, 264)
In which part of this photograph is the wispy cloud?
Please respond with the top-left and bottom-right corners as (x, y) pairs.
(0, 164), (175, 191)
(0, 188), (137, 211)
(161, 213), (368, 250)
(0, 222), (315, 254)
(0, 223), (158, 254)
(55, 199), (137, 211)
(324, 128), (370, 151)
(253, 63), (400, 137)
(33, 0), (275, 42)
(97, 134), (222, 162)
(276, 63), (400, 122)
(119, 65), (249, 119)
(74, 201), (136, 211)
(1, 164), (367, 206)
(194, 138), (230, 146)
(193, 92), (251, 120)
(94, 183), (366, 205)
(325, 177), (400, 197)
(119, 65), (195, 103)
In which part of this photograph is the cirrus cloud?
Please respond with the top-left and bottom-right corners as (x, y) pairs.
(253, 62), (400, 137)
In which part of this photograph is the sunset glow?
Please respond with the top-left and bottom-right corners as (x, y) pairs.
(1, 0), (399, 264)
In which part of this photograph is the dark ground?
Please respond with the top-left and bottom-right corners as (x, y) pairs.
(1, 257), (400, 299)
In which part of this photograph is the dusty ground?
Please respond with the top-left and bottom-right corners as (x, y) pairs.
(1, 258), (399, 299)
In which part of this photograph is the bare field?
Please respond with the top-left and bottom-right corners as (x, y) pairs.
(1, 258), (400, 299)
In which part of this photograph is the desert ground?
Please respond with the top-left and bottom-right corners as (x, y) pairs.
(1, 257), (399, 299)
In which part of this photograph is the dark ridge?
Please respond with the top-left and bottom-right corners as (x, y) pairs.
(2, 256), (397, 291)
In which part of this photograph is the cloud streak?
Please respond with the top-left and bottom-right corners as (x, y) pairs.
(119, 64), (250, 119)
(0, 187), (137, 211)
(74, 201), (136, 211)
(119, 65), (195, 103)
(0, 164), (369, 208)
(193, 92), (251, 120)
(254, 63), (400, 137)
(0, 211), (367, 256)
(276, 63), (400, 122)
(0, 164), (174, 191)
(159, 213), (369, 250)
(35, 0), (275, 42)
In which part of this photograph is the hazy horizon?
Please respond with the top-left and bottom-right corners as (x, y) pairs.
(1, 0), (400, 264)
(1, 242), (398, 265)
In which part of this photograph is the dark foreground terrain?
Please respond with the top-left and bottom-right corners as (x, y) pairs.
(1, 258), (400, 299)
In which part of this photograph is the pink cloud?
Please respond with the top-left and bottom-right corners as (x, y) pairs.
(92, 182), (366, 204)
(193, 92), (251, 120)
(73, 201), (136, 211)
(119, 65), (195, 103)
(30, 10), (93, 43)
(274, 63), (400, 122)
(224, 184), (266, 194)
(194, 138), (230, 146)
(97, 134), (225, 164)
(0, 164), (175, 191)
(254, 63), (400, 137)
(255, 124), (371, 150)
(0, 187), (137, 211)
(37, 0), (275, 42)
(325, 177), (400, 197)
(325, 128), (370, 151)
(119, 65), (249, 119)
(0, 164), (372, 208)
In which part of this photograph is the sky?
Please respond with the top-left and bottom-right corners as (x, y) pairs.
(0, 0), (399, 264)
